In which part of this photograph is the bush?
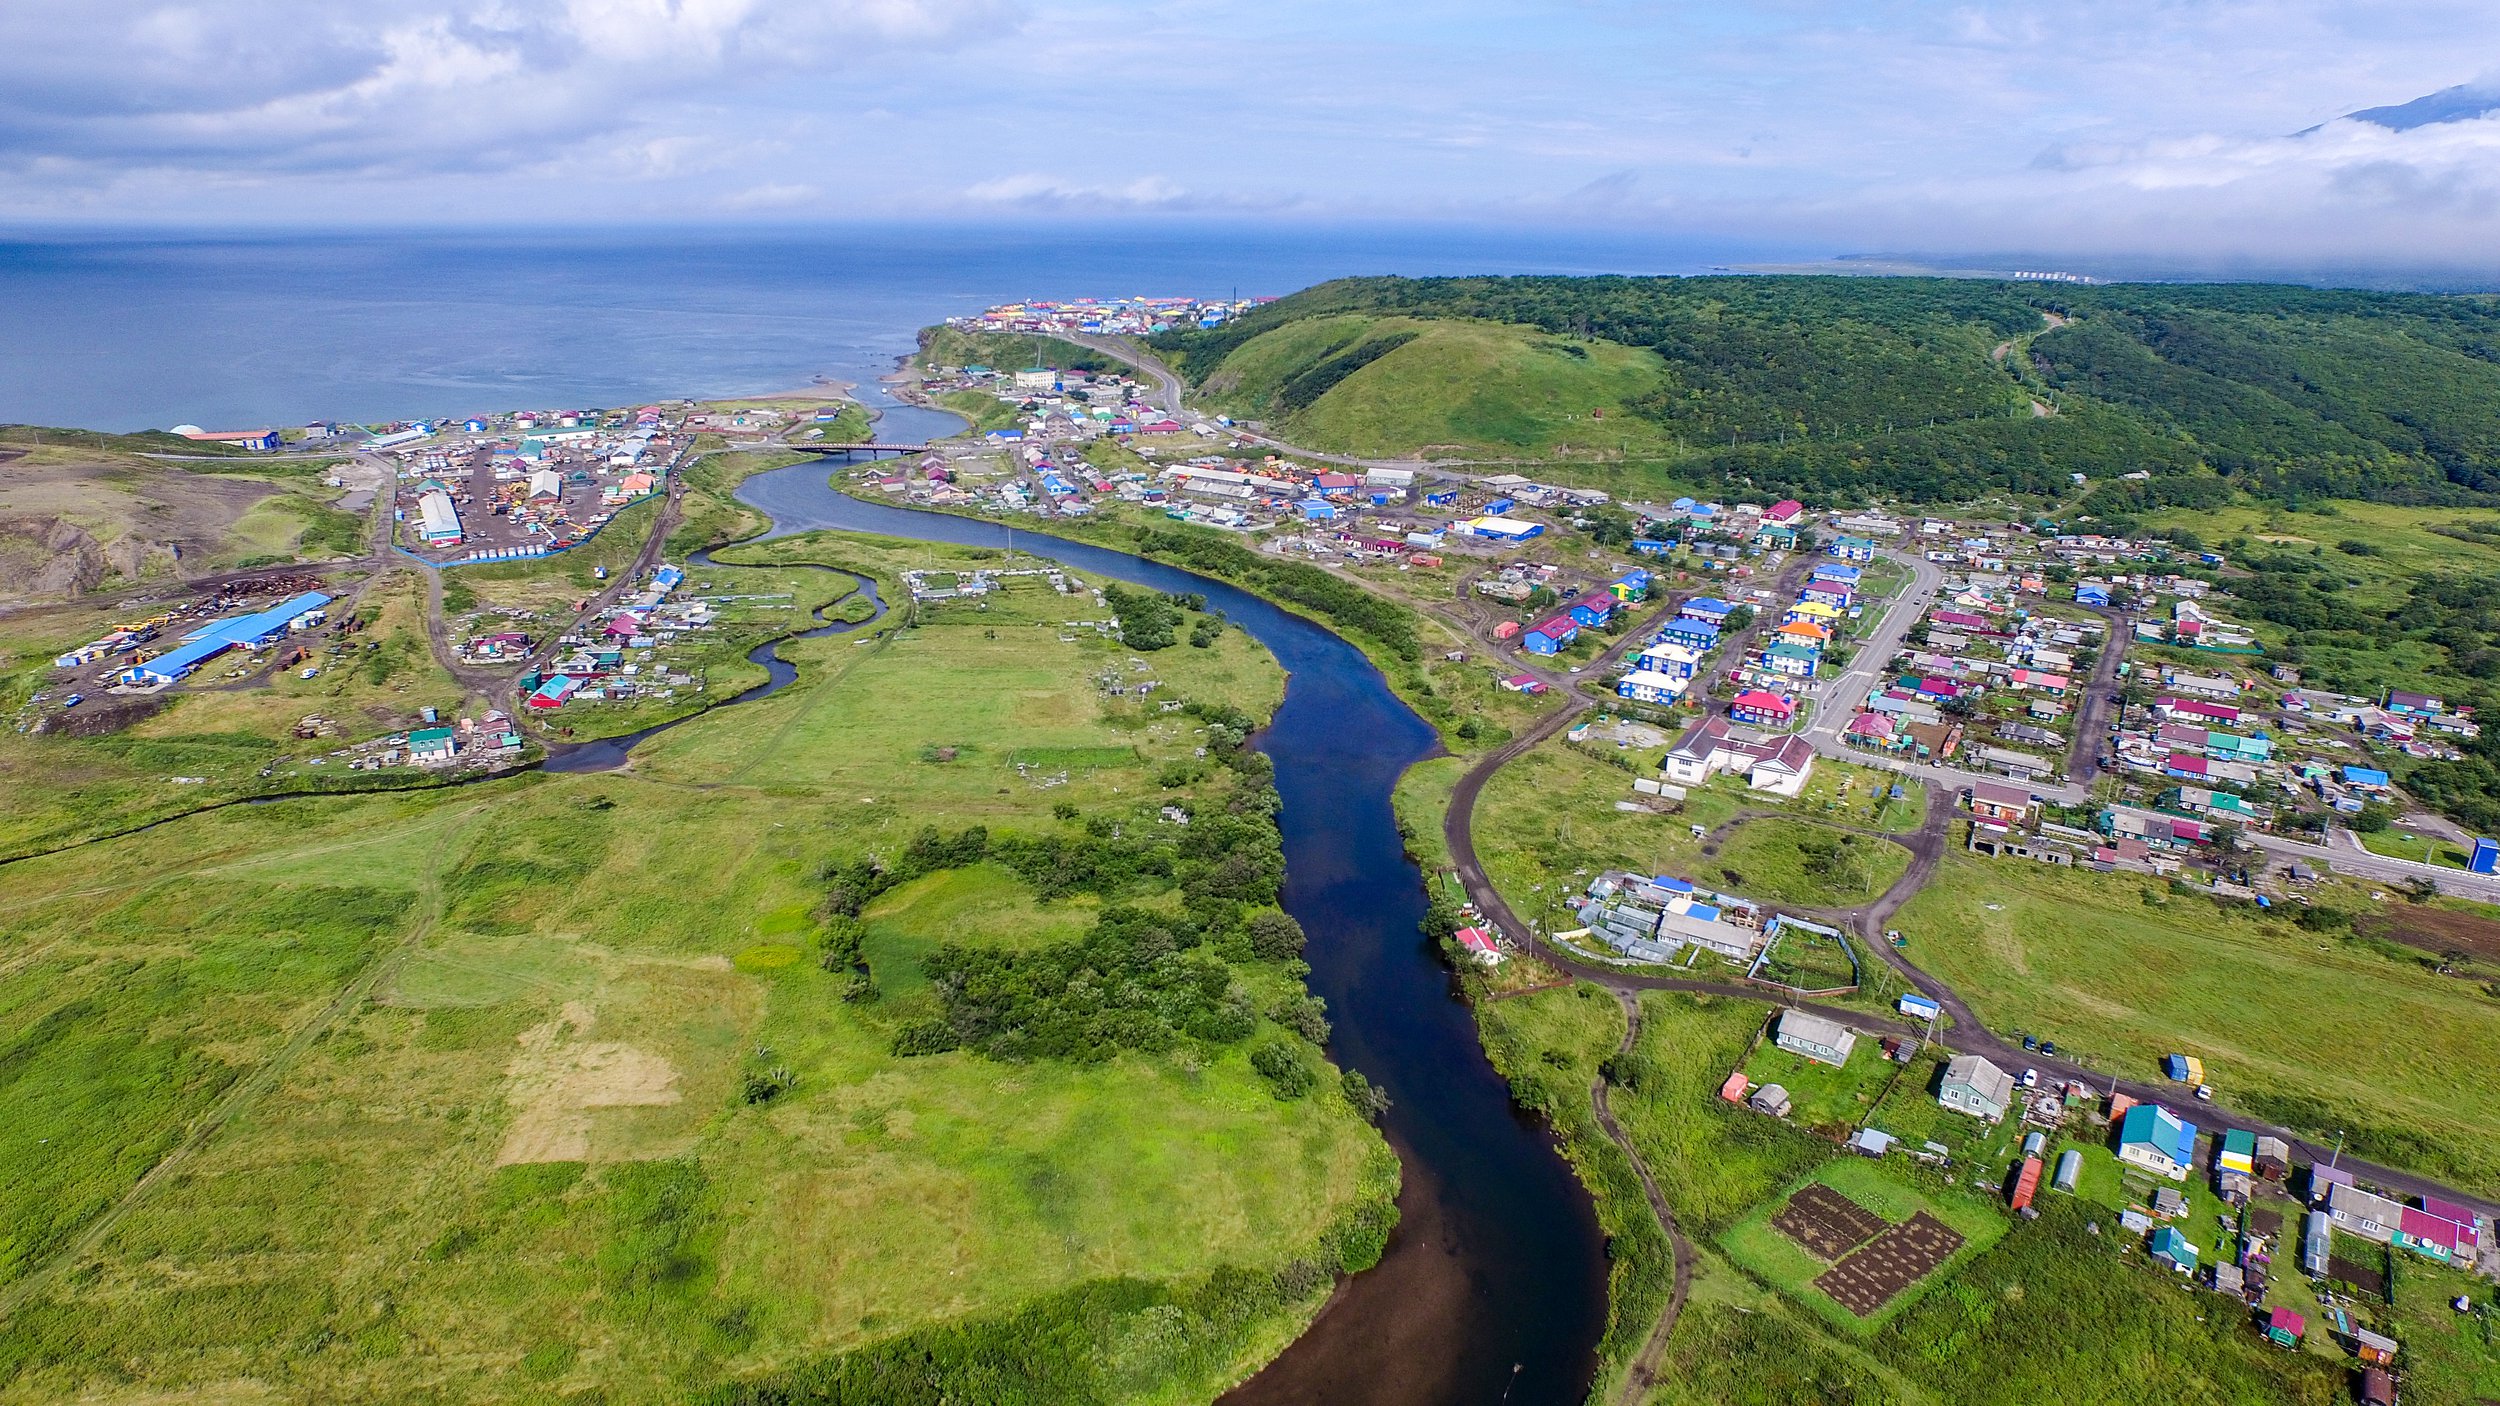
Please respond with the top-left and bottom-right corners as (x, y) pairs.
(740, 1066), (797, 1104)
(1340, 1069), (1390, 1121)
(1249, 1041), (1316, 1100)
(1104, 583), (1179, 650)
(1271, 993), (1331, 1044)
(1247, 909), (1307, 960)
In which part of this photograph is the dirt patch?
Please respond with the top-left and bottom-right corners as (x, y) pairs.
(0, 455), (285, 603)
(497, 1000), (683, 1165)
(24, 692), (166, 738)
(1813, 1211), (1964, 1317)
(2365, 904), (2500, 964)
(1772, 1183), (1887, 1261)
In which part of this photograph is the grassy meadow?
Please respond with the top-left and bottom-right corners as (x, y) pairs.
(1895, 853), (2500, 1196)
(0, 536), (1391, 1404)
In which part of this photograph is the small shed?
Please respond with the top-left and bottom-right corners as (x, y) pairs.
(2053, 1149), (2082, 1193)
(1749, 1083), (1792, 1118)
(2150, 1227), (2198, 1273)
(2351, 1326), (2398, 1366)
(2264, 1306), (2305, 1348)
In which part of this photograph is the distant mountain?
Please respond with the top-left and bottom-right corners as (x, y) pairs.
(2300, 82), (2500, 135)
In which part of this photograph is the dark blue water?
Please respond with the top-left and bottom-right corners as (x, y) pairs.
(731, 466), (1610, 1406)
(0, 222), (1816, 432)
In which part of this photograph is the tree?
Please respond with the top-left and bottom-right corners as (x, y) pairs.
(1248, 909), (1307, 960)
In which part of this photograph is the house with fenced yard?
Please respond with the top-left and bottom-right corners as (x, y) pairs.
(1773, 1009), (1858, 1066)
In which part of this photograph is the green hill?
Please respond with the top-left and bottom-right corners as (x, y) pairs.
(1152, 276), (2500, 512)
(1189, 314), (1679, 458)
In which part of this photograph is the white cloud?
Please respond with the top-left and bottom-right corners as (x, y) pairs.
(961, 172), (1200, 209)
(0, 0), (1011, 188)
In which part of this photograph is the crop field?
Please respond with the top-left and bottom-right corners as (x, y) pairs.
(1717, 1159), (2004, 1333)
(0, 547), (1389, 1404)
(1770, 1184), (1887, 1260)
(1895, 853), (2500, 1196)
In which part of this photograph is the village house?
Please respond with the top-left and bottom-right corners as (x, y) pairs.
(1729, 690), (1797, 727)
(1827, 535), (1878, 564)
(1965, 780), (2037, 827)
(1633, 640), (1704, 679)
(1569, 591), (1619, 629)
(2116, 1103), (2197, 1181)
(1616, 669), (1687, 705)
(1937, 1053), (2014, 1121)
(1522, 615), (1579, 655)
(2165, 670), (2243, 701)
(1759, 642), (1819, 679)
(1663, 716), (1816, 796)
(1657, 617), (1721, 653)
(1773, 1009), (1858, 1066)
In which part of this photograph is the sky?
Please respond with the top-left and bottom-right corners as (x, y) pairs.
(6, 0), (2500, 271)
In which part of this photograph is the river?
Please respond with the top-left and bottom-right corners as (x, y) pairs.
(701, 412), (1608, 1405)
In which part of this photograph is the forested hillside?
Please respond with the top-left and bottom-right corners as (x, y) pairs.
(1152, 276), (2500, 510)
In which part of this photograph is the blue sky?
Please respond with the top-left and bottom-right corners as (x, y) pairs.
(6, 0), (2499, 267)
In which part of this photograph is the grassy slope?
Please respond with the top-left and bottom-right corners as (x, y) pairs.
(0, 547), (1388, 1404)
(1895, 853), (2500, 1196)
(1190, 314), (1680, 459)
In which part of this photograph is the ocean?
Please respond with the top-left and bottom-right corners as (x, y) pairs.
(0, 222), (1822, 432)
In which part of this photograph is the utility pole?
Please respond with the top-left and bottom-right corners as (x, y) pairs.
(2330, 1128), (2345, 1170)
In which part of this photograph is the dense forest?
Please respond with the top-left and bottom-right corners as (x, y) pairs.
(1151, 276), (2500, 508)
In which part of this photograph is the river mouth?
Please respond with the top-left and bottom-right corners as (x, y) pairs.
(699, 463), (1610, 1406)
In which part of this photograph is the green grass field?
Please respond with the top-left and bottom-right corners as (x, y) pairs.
(1707, 819), (1911, 909)
(0, 540), (1390, 1404)
(1894, 853), (2500, 1196)
(1716, 1159), (2007, 1335)
(1740, 1039), (1904, 1135)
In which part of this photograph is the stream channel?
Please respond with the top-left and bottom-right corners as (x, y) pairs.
(555, 387), (1609, 1405)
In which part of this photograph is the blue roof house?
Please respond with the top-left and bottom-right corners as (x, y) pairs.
(2149, 1226), (2198, 1273)
(2117, 1104), (2197, 1182)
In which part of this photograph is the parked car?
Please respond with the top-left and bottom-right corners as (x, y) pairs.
(2040, 1041), (2057, 1057)
(2020, 1068), (2041, 1088)
(2021, 1034), (2038, 1052)
(61, 693), (82, 708)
